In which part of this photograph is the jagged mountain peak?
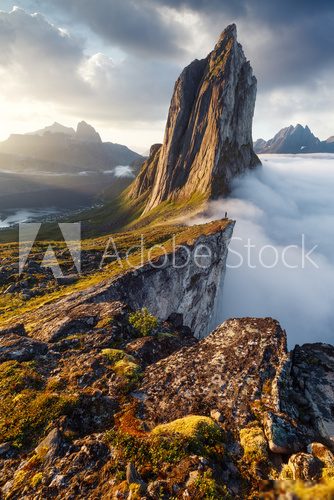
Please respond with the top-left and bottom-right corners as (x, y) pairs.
(217, 23), (237, 43)
(253, 123), (333, 154)
(128, 24), (260, 214)
(25, 121), (102, 143)
(76, 121), (102, 143)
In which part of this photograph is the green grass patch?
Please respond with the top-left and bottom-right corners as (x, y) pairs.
(152, 415), (223, 449)
(0, 360), (78, 449)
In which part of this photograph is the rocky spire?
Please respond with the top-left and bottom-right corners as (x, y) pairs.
(128, 24), (260, 213)
(76, 121), (102, 143)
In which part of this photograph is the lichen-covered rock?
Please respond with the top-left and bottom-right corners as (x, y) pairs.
(129, 24), (260, 213)
(308, 442), (334, 467)
(140, 317), (288, 426)
(0, 334), (47, 362)
(125, 328), (196, 367)
(287, 452), (323, 481)
(34, 428), (63, 465)
(263, 412), (306, 454)
(126, 462), (146, 494)
(147, 479), (169, 498)
(0, 442), (11, 457)
(0, 324), (26, 337)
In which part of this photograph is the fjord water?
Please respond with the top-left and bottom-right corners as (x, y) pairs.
(0, 165), (134, 228)
(196, 154), (334, 346)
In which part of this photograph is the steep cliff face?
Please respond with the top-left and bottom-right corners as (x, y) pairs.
(128, 24), (260, 213)
(2, 220), (234, 342)
(128, 143), (162, 199)
(108, 222), (234, 338)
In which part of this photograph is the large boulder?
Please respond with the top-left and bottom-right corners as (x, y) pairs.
(140, 317), (288, 426)
(292, 343), (334, 446)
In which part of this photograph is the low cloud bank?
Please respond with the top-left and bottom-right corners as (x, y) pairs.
(193, 153), (334, 346)
(113, 166), (134, 178)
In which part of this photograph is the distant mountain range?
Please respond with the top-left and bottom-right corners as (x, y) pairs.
(254, 124), (334, 154)
(0, 122), (145, 213)
(0, 121), (143, 173)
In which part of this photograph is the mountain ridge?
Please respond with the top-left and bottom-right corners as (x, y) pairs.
(254, 124), (334, 154)
(0, 121), (143, 173)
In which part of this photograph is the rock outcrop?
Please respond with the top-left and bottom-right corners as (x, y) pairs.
(128, 24), (259, 213)
(254, 124), (334, 154)
(139, 317), (334, 456)
(2, 213), (334, 497)
(1, 220), (234, 341)
(2, 311), (334, 499)
(292, 343), (334, 446)
(140, 317), (288, 426)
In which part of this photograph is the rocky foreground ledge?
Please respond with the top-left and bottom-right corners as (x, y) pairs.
(0, 220), (334, 498)
(1, 308), (334, 498)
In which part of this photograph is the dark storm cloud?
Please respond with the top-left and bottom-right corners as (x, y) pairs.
(160, 0), (334, 88)
(46, 0), (190, 59)
(154, 0), (332, 23)
(241, 7), (334, 89)
(13, 0), (334, 90)
(38, 0), (334, 90)
(2, 0), (334, 141)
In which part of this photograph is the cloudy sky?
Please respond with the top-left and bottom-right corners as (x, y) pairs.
(0, 0), (333, 152)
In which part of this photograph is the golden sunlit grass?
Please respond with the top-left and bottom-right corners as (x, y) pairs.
(0, 219), (232, 328)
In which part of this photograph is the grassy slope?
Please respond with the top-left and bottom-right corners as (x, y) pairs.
(0, 178), (222, 328)
(0, 187), (207, 243)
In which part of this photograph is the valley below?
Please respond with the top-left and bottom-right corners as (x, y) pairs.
(0, 166), (136, 229)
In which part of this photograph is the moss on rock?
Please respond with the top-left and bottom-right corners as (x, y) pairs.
(152, 415), (222, 445)
(239, 424), (268, 463)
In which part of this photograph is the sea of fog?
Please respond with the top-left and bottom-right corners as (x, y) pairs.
(193, 153), (334, 347)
